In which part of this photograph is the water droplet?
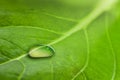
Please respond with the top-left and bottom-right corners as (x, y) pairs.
(28, 45), (55, 58)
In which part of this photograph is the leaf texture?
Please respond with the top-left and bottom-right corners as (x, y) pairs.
(0, 0), (120, 80)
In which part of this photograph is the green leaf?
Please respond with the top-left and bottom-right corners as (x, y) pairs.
(0, 0), (120, 80)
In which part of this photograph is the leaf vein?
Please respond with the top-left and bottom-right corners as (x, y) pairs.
(42, 10), (78, 22)
(17, 60), (26, 80)
(71, 29), (89, 80)
(0, 26), (64, 35)
(105, 14), (117, 80)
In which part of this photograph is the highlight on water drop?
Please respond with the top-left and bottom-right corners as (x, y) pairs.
(28, 45), (55, 58)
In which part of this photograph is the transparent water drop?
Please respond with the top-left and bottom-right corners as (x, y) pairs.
(28, 45), (55, 58)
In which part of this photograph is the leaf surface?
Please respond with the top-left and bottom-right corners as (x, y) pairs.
(0, 0), (120, 80)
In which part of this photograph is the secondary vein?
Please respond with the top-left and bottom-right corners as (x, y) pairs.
(43, 11), (78, 22)
(105, 13), (116, 80)
(0, 26), (64, 35)
(71, 29), (89, 80)
(17, 60), (26, 80)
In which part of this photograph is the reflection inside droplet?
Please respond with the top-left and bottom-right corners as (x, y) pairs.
(28, 45), (55, 58)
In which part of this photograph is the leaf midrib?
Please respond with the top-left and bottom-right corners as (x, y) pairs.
(48, 0), (117, 45)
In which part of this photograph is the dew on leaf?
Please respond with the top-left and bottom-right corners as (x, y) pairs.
(28, 45), (55, 58)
